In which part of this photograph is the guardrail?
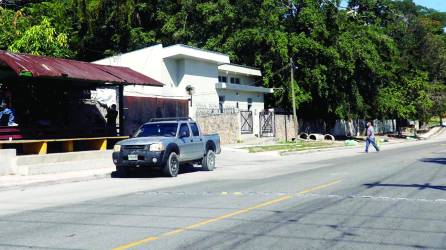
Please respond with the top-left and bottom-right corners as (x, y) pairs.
(0, 136), (129, 155)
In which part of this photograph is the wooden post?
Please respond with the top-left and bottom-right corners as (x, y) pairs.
(90, 139), (107, 151)
(100, 139), (107, 151)
(24, 142), (47, 155)
(63, 141), (74, 152)
(290, 59), (298, 138)
(118, 85), (124, 136)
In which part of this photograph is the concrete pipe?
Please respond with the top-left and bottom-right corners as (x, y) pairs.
(299, 133), (309, 140)
(324, 134), (335, 141)
(309, 134), (324, 141)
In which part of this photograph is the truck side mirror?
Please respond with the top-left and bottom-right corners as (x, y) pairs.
(180, 131), (188, 138)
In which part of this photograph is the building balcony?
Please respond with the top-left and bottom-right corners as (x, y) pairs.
(215, 82), (273, 93)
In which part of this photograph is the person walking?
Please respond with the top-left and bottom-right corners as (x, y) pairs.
(365, 121), (380, 153)
(105, 104), (118, 136)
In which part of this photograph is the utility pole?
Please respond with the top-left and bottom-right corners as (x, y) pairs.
(290, 58), (298, 138)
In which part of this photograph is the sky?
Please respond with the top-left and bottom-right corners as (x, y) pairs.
(340, 0), (446, 12)
(413, 0), (446, 11)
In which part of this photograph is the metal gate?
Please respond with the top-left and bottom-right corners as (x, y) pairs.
(240, 111), (253, 134)
(260, 111), (275, 137)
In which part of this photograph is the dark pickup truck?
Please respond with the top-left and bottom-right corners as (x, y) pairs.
(112, 118), (221, 177)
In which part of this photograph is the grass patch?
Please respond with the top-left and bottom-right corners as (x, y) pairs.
(245, 140), (342, 153)
(428, 116), (444, 127)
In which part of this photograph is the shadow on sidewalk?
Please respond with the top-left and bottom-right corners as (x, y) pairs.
(364, 181), (446, 191)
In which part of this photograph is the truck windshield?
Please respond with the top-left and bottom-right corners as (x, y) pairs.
(134, 123), (178, 137)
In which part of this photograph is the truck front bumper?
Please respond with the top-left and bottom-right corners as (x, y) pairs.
(113, 150), (165, 168)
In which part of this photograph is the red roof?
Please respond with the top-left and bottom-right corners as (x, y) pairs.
(0, 50), (163, 86)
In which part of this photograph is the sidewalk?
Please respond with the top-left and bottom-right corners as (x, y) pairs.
(223, 135), (407, 155)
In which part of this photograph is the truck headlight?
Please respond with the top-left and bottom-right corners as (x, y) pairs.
(113, 145), (121, 152)
(149, 143), (164, 151)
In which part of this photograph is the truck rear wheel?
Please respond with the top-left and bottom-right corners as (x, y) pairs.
(202, 149), (216, 171)
(163, 152), (179, 177)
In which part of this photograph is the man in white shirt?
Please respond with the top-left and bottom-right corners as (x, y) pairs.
(365, 121), (380, 153)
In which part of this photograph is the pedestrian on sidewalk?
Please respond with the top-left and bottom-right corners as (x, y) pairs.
(365, 121), (380, 153)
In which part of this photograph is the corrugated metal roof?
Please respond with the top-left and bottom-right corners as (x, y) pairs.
(0, 50), (163, 86)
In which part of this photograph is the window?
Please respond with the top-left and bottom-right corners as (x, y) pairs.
(190, 123), (200, 136)
(135, 123), (178, 137)
(218, 76), (227, 83)
(219, 96), (225, 113)
(179, 123), (190, 138)
(230, 77), (240, 84)
(248, 98), (253, 111)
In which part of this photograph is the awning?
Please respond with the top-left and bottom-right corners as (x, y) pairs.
(0, 50), (163, 86)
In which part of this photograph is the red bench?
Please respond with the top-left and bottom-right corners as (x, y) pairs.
(0, 127), (23, 140)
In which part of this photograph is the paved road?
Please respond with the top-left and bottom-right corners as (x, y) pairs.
(1, 139), (446, 249)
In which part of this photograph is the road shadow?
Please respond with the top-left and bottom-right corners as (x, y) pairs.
(420, 158), (446, 165)
(111, 163), (204, 178)
(364, 181), (446, 191)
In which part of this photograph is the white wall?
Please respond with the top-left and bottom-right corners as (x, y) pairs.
(94, 45), (187, 99)
(217, 89), (265, 135)
(94, 44), (268, 136)
(180, 59), (220, 118)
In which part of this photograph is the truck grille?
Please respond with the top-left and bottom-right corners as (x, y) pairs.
(123, 145), (146, 150)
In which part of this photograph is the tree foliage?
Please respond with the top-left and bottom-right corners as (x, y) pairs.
(8, 17), (72, 57)
(1, 0), (446, 124)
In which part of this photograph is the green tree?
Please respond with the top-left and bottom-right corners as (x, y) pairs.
(0, 7), (30, 51)
(8, 17), (72, 57)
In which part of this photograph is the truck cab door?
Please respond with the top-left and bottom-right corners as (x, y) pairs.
(178, 123), (193, 161)
(190, 122), (205, 160)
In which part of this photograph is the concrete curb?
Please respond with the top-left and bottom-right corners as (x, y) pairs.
(0, 170), (112, 191)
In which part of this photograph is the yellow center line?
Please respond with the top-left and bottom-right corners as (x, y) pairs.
(113, 237), (159, 250)
(297, 179), (342, 195)
(112, 179), (341, 250)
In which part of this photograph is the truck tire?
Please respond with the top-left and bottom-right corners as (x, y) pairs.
(116, 166), (128, 178)
(163, 152), (179, 177)
(202, 149), (216, 171)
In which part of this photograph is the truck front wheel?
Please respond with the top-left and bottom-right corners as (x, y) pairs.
(163, 152), (179, 177)
(202, 150), (216, 171)
(116, 166), (128, 178)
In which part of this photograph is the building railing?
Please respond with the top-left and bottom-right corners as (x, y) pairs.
(195, 105), (238, 116)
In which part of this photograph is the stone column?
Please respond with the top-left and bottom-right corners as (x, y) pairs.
(0, 149), (17, 175)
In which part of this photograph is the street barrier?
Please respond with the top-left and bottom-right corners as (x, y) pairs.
(309, 134), (324, 141)
(324, 134), (335, 141)
(299, 133), (309, 140)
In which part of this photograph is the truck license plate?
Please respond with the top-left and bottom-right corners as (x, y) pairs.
(128, 155), (138, 161)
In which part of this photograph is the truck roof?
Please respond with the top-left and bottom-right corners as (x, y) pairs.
(144, 117), (196, 125)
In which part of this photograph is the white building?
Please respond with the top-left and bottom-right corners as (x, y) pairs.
(94, 44), (273, 136)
